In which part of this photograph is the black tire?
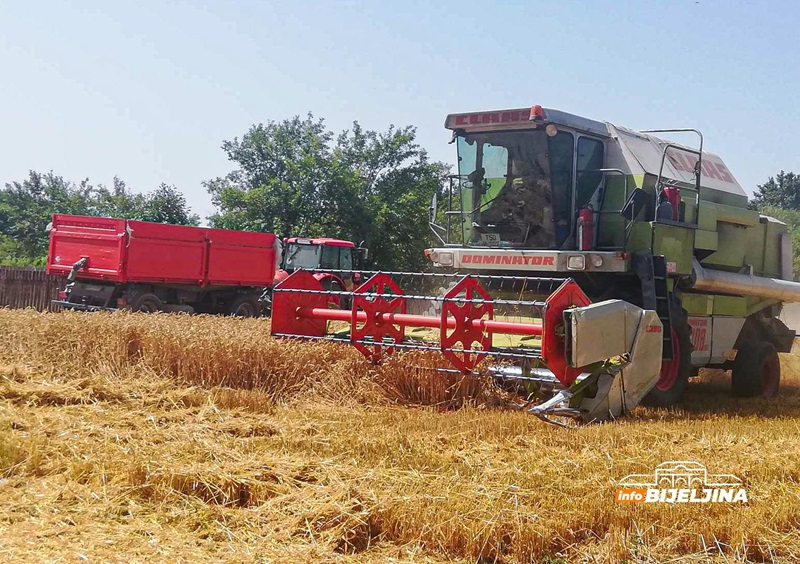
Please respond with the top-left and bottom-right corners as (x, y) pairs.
(127, 292), (162, 313)
(642, 295), (693, 407)
(732, 341), (780, 398)
(228, 296), (260, 318)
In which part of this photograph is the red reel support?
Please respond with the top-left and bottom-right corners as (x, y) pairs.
(441, 276), (494, 372)
(271, 270), (329, 338)
(541, 280), (592, 386)
(351, 273), (406, 362)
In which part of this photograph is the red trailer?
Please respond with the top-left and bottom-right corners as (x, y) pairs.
(47, 214), (279, 316)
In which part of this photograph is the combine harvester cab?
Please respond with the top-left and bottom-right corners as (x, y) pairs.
(273, 104), (800, 424)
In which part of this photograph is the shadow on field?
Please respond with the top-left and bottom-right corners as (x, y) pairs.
(640, 363), (800, 421)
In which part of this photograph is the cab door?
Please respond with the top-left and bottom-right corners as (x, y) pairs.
(574, 135), (605, 249)
(320, 245), (355, 289)
(575, 136), (605, 211)
(339, 247), (355, 289)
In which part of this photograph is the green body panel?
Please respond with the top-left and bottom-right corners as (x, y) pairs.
(695, 215), (783, 277)
(680, 293), (714, 316)
(694, 229), (718, 252)
(712, 203), (759, 227)
(755, 218), (784, 278)
(678, 293), (778, 317)
(746, 298), (782, 316)
(626, 222), (653, 255)
(701, 223), (748, 268)
(697, 205), (717, 231)
(652, 224), (695, 275)
(625, 222), (694, 275)
(713, 296), (748, 317)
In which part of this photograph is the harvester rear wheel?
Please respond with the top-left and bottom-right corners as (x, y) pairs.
(732, 341), (780, 398)
(642, 295), (693, 407)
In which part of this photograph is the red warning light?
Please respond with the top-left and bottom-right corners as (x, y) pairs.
(529, 105), (544, 121)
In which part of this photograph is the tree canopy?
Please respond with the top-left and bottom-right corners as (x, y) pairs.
(751, 171), (800, 210)
(0, 172), (198, 265)
(206, 114), (448, 271)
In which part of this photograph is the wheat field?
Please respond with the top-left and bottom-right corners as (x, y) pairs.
(1, 309), (799, 563)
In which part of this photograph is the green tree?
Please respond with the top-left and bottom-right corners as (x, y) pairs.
(93, 176), (146, 219)
(139, 184), (200, 225)
(207, 114), (448, 271)
(751, 171), (800, 209)
(207, 115), (334, 237)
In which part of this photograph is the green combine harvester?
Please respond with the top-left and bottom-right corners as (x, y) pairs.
(271, 105), (798, 425)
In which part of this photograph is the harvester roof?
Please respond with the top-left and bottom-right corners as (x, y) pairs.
(446, 105), (748, 207)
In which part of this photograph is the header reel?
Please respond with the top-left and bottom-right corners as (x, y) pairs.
(271, 270), (663, 425)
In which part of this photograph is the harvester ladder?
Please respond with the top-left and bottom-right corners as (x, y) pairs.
(652, 256), (674, 361)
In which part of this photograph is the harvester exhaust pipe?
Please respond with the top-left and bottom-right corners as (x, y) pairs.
(271, 270), (665, 425)
(690, 259), (800, 303)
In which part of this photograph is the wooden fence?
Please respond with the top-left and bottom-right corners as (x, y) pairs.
(0, 266), (63, 311)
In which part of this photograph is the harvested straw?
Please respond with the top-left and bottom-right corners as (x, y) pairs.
(1, 309), (799, 562)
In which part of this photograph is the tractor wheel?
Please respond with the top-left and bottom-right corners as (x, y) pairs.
(127, 292), (162, 313)
(732, 341), (780, 398)
(642, 295), (693, 407)
(228, 296), (260, 318)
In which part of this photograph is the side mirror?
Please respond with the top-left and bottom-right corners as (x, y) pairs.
(355, 247), (368, 265)
(620, 188), (650, 222)
(429, 193), (438, 224)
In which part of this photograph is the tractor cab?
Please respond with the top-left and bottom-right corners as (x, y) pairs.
(277, 237), (367, 291)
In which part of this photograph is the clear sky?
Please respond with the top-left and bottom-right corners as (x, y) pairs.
(2, 0), (798, 219)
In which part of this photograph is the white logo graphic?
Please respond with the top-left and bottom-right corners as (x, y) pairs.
(615, 461), (747, 503)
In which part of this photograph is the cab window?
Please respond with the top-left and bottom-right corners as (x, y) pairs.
(576, 137), (605, 208)
(320, 246), (339, 269)
(340, 248), (353, 270)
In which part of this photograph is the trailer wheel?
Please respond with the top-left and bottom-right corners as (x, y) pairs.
(228, 296), (260, 318)
(642, 295), (693, 407)
(128, 292), (162, 313)
(732, 341), (780, 398)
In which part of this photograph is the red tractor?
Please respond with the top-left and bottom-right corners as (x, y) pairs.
(274, 237), (368, 308)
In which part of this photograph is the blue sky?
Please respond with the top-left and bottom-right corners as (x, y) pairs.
(2, 0), (798, 219)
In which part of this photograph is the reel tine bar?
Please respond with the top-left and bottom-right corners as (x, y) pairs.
(271, 270), (592, 384)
